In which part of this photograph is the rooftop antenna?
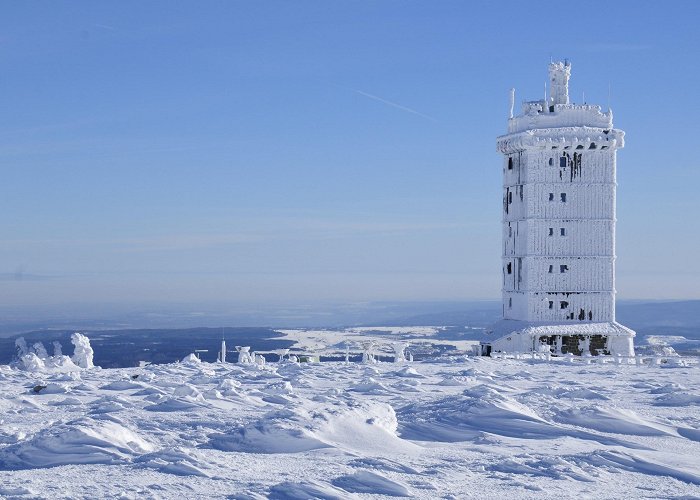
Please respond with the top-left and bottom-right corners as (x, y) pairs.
(508, 88), (515, 119)
(607, 82), (612, 112)
(219, 327), (227, 363)
(582, 91), (585, 104)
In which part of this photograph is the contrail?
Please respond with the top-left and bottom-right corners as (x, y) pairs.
(353, 89), (437, 122)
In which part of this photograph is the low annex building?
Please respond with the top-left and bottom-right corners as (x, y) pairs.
(481, 61), (635, 357)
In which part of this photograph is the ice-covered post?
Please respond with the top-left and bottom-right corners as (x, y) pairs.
(362, 341), (376, 364)
(278, 349), (289, 363)
(578, 336), (591, 356)
(219, 339), (227, 363)
(555, 336), (563, 355)
(236, 346), (254, 364)
(393, 342), (408, 363)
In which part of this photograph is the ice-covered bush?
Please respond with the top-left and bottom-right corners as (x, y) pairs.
(71, 333), (95, 369)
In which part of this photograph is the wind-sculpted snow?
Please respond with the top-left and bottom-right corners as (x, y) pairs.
(210, 397), (416, 455)
(0, 417), (153, 469)
(0, 351), (698, 498)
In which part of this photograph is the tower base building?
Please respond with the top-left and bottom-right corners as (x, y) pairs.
(481, 61), (635, 357)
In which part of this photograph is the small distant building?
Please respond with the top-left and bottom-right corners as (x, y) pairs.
(481, 61), (635, 357)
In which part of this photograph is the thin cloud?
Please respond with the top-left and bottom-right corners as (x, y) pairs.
(93, 23), (117, 31)
(353, 89), (437, 122)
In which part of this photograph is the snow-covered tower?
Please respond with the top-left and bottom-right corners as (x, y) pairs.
(484, 61), (635, 356)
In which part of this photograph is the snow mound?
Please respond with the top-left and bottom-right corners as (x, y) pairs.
(136, 447), (211, 477)
(579, 450), (700, 485)
(268, 480), (346, 500)
(398, 384), (555, 442)
(210, 398), (416, 455)
(181, 353), (201, 364)
(348, 378), (393, 395)
(392, 367), (424, 378)
(653, 393), (700, 407)
(332, 470), (412, 497)
(0, 418), (153, 469)
(100, 380), (143, 391)
(554, 406), (675, 436)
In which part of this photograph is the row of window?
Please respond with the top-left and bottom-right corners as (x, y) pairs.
(549, 192), (567, 202)
(507, 298), (593, 319)
(507, 263), (568, 275)
(548, 264), (569, 274)
(548, 227), (567, 236)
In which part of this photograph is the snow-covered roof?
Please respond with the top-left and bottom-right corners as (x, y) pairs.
(482, 319), (636, 343)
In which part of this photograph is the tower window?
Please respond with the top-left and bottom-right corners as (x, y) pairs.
(548, 301), (554, 309)
(548, 193), (554, 201)
(560, 193), (567, 202)
(559, 156), (567, 168)
(560, 227), (566, 236)
(508, 298), (512, 308)
(548, 227), (554, 236)
(560, 301), (569, 309)
(508, 158), (513, 170)
(548, 265), (553, 273)
(560, 264), (569, 273)
(507, 262), (512, 274)
(548, 158), (553, 166)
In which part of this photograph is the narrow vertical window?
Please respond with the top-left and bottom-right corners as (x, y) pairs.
(548, 300), (554, 309)
(507, 262), (512, 274)
(560, 264), (569, 273)
(548, 265), (553, 273)
(560, 301), (569, 309)
(560, 227), (566, 236)
(560, 193), (567, 202)
(559, 156), (567, 168)
(508, 157), (513, 170)
(548, 158), (553, 166)
(548, 228), (554, 236)
(548, 193), (554, 201)
(508, 297), (512, 308)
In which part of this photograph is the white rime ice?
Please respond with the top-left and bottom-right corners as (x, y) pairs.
(33, 342), (49, 360)
(70, 333), (95, 369)
(15, 338), (29, 358)
(52, 341), (63, 357)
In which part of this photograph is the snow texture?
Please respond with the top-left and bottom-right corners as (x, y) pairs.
(0, 330), (698, 498)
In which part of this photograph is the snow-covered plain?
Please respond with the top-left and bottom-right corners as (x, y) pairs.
(1, 330), (699, 499)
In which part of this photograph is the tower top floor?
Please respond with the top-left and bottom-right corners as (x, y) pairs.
(506, 61), (614, 135)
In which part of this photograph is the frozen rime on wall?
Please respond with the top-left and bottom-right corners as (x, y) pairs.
(496, 62), (624, 325)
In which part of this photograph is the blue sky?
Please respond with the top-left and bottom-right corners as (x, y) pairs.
(1, 1), (699, 311)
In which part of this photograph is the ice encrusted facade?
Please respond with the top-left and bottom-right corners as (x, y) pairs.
(483, 61), (635, 356)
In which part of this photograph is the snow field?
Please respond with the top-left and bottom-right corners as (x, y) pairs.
(0, 354), (699, 498)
